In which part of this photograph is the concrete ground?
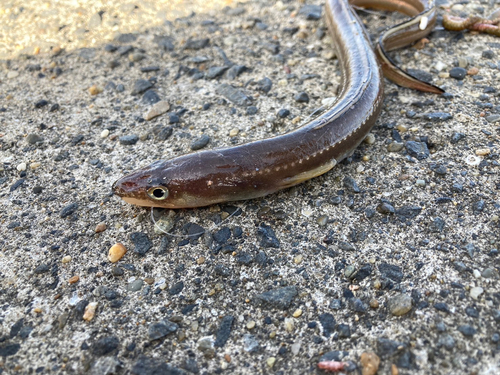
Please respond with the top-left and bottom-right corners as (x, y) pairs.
(0, 0), (499, 374)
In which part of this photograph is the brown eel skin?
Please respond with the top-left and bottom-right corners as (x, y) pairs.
(113, 0), (440, 209)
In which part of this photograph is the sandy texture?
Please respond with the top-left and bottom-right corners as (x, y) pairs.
(1, 0), (499, 374)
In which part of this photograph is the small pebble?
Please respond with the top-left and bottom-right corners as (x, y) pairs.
(449, 67), (467, 80)
(294, 92), (309, 103)
(83, 302), (98, 321)
(108, 243), (127, 263)
(364, 133), (375, 144)
(434, 61), (447, 71)
(278, 108), (290, 118)
(16, 162), (26, 172)
(481, 268), (497, 279)
(285, 318), (294, 332)
(145, 101), (170, 121)
(482, 50), (495, 59)
(247, 321), (256, 330)
(467, 67), (479, 76)
(475, 148), (490, 156)
(388, 294), (412, 316)
(267, 357), (276, 368)
(294, 255), (303, 264)
(387, 142), (404, 152)
(470, 287), (483, 300)
(293, 309), (303, 318)
(88, 85), (103, 95)
(61, 256), (72, 264)
(119, 135), (139, 145)
(68, 276), (79, 284)
(486, 114), (500, 123)
(360, 352), (380, 375)
(95, 223), (107, 233)
(317, 215), (328, 226)
(131, 79), (153, 95)
(291, 340), (301, 355)
(100, 129), (109, 138)
(191, 134), (210, 150)
(26, 134), (43, 144)
(229, 128), (239, 137)
(128, 279), (144, 292)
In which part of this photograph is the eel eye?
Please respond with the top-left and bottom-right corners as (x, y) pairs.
(147, 186), (169, 200)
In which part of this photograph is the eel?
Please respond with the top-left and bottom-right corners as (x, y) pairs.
(113, 0), (442, 208)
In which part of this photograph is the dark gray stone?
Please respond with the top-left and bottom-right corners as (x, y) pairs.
(119, 135), (139, 145)
(226, 65), (248, 80)
(148, 321), (178, 340)
(458, 325), (477, 337)
(169, 281), (184, 295)
(257, 223), (280, 248)
(206, 66), (228, 79)
(184, 38), (210, 50)
(131, 356), (186, 375)
(255, 286), (297, 310)
(294, 92), (309, 103)
(343, 176), (360, 193)
(0, 343), (21, 357)
(405, 141), (429, 160)
(93, 336), (119, 356)
(60, 202), (78, 218)
(215, 84), (253, 106)
(422, 112), (453, 122)
(449, 67), (467, 80)
(190, 134), (210, 151)
(129, 232), (153, 255)
(26, 134), (43, 144)
(142, 90), (161, 105)
(319, 313), (336, 337)
(214, 315), (234, 347)
(257, 77), (272, 93)
(34, 263), (50, 274)
(132, 79), (154, 95)
(379, 263), (403, 283)
(396, 206), (422, 220)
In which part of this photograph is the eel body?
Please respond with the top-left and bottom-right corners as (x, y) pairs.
(113, 0), (439, 208)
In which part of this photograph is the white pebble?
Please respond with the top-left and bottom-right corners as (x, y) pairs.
(364, 133), (375, 144)
(470, 287), (484, 300)
(291, 340), (302, 355)
(473, 269), (481, 278)
(101, 129), (109, 138)
(16, 162), (27, 171)
(465, 155), (481, 166)
(301, 208), (313, 217)
(434, 61), (447, 71)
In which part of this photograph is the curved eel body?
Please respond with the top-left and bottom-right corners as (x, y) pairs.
(113, 0), (440, 209)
